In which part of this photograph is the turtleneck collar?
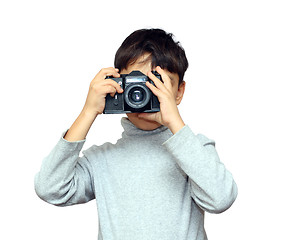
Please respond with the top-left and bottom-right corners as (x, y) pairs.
(121, 117), (169, 137)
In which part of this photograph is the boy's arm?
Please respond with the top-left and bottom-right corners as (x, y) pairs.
(139, 67), (237, 213)
(35, 67), (123, 205)
(64, 67), (123, 142)
(163, 126), (238, 214)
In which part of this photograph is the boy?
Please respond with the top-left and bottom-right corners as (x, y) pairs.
(35, 28), (237, 240)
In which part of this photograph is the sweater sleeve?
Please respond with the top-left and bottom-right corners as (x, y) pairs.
(163, 125), (238, 214)
(34, 132), (95, 206)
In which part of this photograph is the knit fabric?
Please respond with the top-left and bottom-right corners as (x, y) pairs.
(35, 117), (237, 240)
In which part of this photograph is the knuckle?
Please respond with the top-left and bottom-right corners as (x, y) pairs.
(107, 85), (115, 93)
(99, 68), (106, 74)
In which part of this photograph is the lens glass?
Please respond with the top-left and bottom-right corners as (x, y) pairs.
(131, 89), (144, 103)
(129, 87), (145, 104)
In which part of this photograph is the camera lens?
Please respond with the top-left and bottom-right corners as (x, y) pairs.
(130, 89), (144, 103)
(124, 84), (151, 109)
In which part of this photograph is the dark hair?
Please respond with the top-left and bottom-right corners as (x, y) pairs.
(114, 28), (189, 86)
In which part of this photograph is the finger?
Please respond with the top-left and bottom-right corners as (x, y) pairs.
(147, 71), (165, 90)
(104, 85), (117, 97)
(155, 66), (172, 88)
(146, 81), (162, 97)
(98, 67), (120, 79)
(105, 70), (120, 77)
(104, 79), (124, 93)
(110, 91), (116, 98)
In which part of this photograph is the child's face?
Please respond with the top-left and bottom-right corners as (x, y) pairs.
(120, 54), (184, 131)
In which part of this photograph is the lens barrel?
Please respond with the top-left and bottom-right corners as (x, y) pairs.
(124, 84), (151, 109)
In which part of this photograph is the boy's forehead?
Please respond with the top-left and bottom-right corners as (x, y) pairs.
(123, 54), (179, 83)
(135, 53), (152, 65)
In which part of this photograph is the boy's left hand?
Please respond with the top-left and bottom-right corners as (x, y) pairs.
(138, 66), (185, 134)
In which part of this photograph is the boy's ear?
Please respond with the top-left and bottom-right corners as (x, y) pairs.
(176, 81), (186, 105)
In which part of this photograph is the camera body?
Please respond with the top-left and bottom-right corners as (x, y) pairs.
(104, 70), (161, 114)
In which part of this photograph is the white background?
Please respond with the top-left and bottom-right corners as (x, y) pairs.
(1, 0), (285, 239)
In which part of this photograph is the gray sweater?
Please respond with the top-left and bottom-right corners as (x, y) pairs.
(34, 117), (237, 240)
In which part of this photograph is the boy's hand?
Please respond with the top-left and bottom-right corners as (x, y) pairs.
(83, 67), (123, 117)
(64, 67), (123, 142)
(138, 66), (185, 134)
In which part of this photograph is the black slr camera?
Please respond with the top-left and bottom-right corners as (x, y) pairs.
(104, 70), (161, 114)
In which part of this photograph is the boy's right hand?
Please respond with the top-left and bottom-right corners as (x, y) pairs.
(83, 67), (123, 117)
(65, 67), (122, 142)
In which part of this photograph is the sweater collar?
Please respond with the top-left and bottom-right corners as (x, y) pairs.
(121, 117), (169, 137)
